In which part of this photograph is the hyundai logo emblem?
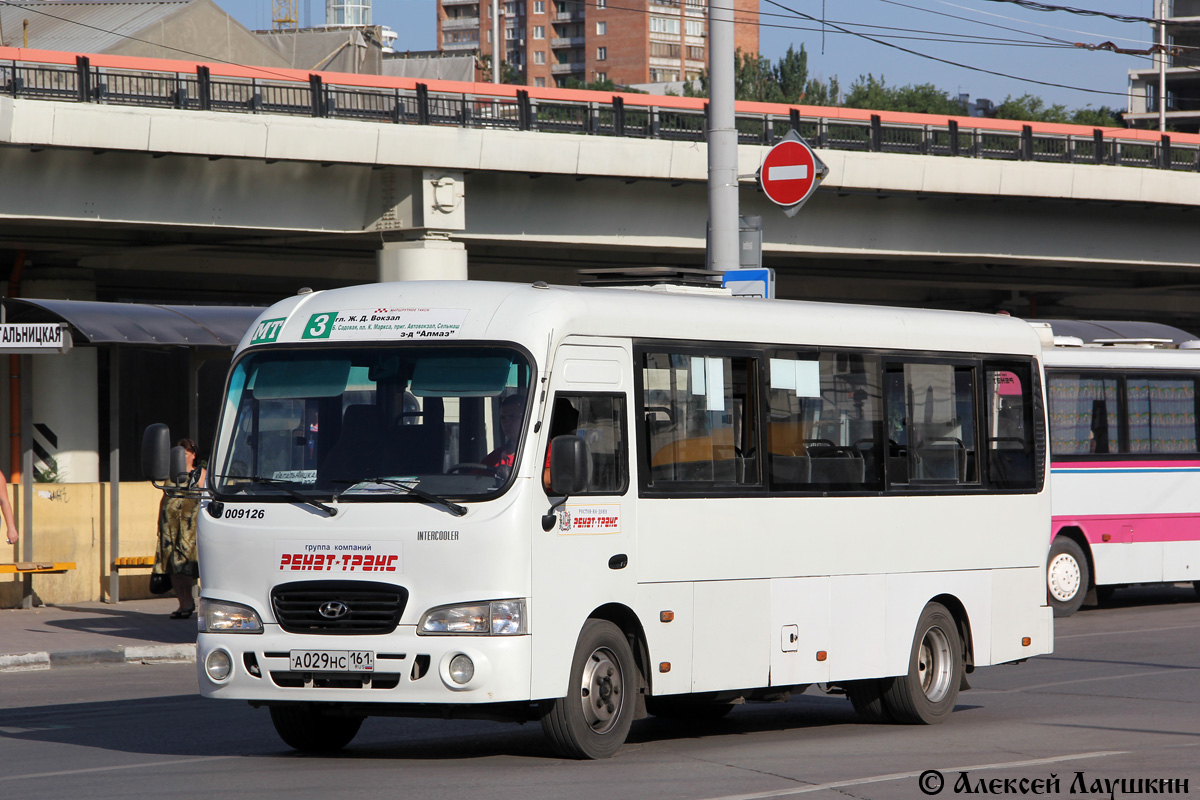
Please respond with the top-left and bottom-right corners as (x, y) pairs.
(319, 601), (350, 619)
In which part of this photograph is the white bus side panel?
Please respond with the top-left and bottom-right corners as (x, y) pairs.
(1091, 542), (1164, 585)
(1164, 541), (1200, 580)
(635, 582), (695, 695)
(989, 567), (1053, 663)
(692, 579), (771, 692)
(769, 577), (831, 685)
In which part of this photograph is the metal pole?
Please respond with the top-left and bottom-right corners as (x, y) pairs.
(108, 347), (121, 603)
(19, 354), (33, 608)
(492, 0), (501, 84)
(707, 0), (738, 272)
(1159, 0), (1167, 132)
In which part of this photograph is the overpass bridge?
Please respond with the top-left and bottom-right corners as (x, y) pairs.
(3, 47), (1200, 324)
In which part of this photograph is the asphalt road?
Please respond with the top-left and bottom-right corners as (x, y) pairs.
(2, 585), (1198, 800)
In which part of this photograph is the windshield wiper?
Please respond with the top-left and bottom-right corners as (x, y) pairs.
(214, 474), (338, 517)
(334, 478), (467, 517)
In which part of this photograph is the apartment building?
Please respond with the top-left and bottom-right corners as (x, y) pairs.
(1127, 0), (1200, 131)
(437, 0), (758, 88)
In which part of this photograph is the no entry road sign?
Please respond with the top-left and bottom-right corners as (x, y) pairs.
(757, 133), (828, 213)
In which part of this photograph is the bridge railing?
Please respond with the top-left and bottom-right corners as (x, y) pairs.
(3, 52), (1199, 173)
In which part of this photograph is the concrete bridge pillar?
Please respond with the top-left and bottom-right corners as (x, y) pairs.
(377, 237), (468, 282)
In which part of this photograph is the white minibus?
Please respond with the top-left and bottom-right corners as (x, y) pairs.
(1042, 320), (1200, 616)
(149, 280), (1053, 758)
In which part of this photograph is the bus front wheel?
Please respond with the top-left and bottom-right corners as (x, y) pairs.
(269, 704), (363, 752)
(882, 602), (962, 725)
(1047, 536), (1089, 617)
(540, 619), (637, 759)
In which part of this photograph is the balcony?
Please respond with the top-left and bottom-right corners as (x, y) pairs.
(550, 36), (584, 47)
(441, 16), (480, 30)
(550, 62), (585, 74)
(441, 0), (479, 5)
(555, 9), (583, 20)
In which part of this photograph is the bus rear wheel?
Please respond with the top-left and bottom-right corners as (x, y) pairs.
(540, 619), (638, 759)
(882, 602), (962, 725)
(269, 704), (363, 752)
(1047, 536), (1089, 617)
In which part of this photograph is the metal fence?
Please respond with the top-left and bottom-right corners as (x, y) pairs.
(4, 54), (1198, 172)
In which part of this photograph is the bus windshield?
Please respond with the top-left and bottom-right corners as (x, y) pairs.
(211, 345), (533, 501)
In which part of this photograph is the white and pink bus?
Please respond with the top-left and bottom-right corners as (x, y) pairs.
(1042, 320), (1200, 616)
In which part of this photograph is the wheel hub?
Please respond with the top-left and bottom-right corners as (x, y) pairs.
(580, 647), (623, 733)
(918, 626), (954, 703)
(1048, 552), (1081, 602)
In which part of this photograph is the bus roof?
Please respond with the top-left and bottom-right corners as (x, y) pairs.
(242, 280), (1044, 359)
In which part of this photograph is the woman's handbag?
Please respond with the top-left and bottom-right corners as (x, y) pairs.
(149, 571), (172, 595)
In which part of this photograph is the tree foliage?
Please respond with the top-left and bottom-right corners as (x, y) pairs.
(685, 45), (839, 106)
(843, 75), (967, 115)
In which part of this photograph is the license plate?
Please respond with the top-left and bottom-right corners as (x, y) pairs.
(289, 650), (374, 672)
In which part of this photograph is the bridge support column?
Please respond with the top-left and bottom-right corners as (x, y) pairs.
(377, 237), (468, 282)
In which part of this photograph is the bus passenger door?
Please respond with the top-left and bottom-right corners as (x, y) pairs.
(529, 342), (637, 699)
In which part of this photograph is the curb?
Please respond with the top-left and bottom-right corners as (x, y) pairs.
(0, 643), (196, 672)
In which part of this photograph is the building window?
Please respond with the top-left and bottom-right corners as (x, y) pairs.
(596, 20), (606, 34)
(535, 77), (546, 87)
(597, 46), (607, 60)
(533, 25), (545, 38)
(687, 45), (704, 60)
(534, 0), (544, 11)
(596, 71), (607, 82)
(596, 0), (606, 7)
(534, 50), (545, 64)
(650, 16), (681, 34)
(685, 19), (704, 36)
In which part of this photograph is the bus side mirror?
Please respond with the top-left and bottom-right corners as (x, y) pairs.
(141, 424), (172, 481)
(169, 446), (190, 485)
(548, 435), (590, 496)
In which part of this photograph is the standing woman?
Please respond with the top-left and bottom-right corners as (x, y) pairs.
(153, 438), (206, 619)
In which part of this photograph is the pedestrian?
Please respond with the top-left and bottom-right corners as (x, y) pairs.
(152, 438), (205, 619)
(0, 469), (16, 546)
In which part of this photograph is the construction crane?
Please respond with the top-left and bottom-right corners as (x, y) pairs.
(273, 0), (298, 29)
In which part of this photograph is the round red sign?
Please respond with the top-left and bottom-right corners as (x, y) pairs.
(759, 139), (819, 207)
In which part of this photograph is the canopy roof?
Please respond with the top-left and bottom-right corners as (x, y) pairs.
(0, 298), (263, 348)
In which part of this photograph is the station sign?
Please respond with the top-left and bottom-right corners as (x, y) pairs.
(0, 323), (72, 354)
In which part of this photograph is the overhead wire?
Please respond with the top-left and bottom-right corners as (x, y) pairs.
(757, 0), (1128, 97)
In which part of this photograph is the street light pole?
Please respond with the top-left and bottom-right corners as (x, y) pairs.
(706, 0), (738, 273)
(1158, 0), (1167, 132)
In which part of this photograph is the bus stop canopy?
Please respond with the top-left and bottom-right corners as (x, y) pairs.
(0, 297), (265, 605)
(0, 298), (262, 347)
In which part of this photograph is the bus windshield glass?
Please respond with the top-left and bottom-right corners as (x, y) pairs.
(211, 346), (533, 500)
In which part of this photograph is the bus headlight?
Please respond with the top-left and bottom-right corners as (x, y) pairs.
(198, 599), (263, 633)
(418, 599), (527, 635)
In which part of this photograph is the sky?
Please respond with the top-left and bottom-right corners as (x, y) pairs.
(223, 0), (1157, 111)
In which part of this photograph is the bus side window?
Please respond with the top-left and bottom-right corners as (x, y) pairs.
(767, 351), (883, 491)
(885, 362), (978, 486)
(1047, 373), (1118, 455)
(985, 363), (1039, 490)
(640, 352), (759, 487)
(543, 394), (629, 495)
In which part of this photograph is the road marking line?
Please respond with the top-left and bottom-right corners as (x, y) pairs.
(698, 751), (1125, 800)
(973, 666), (1200, 694)
(0, 756), (238, 782)
(1056, 623), (1200, 640)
